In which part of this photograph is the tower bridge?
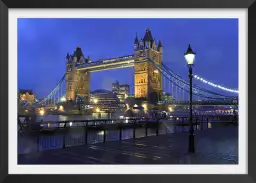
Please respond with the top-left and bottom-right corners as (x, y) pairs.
(34, 28), (238, 108)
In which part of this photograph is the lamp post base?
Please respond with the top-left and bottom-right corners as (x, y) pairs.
(188, 133), (195, 153)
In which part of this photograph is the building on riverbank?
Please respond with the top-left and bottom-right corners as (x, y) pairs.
(112, 81), (130, 102)
(18, 89), (36, 104)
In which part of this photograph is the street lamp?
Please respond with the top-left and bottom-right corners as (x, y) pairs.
(184, 44), (196, 153)
(60, 96), (66, 102)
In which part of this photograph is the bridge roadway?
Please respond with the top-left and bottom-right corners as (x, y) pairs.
(76, 55), (134, 72)
(18, 125), (238, 164)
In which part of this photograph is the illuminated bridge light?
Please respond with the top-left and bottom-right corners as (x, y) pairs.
(193, 74), (239, 94)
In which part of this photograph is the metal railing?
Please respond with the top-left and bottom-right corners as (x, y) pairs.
(18, 115), (238, 155)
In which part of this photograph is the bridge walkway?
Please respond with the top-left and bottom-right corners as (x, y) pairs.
(18, 126), (238, 164)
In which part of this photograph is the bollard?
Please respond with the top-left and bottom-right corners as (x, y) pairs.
(174, 118), (177, 133)
(119, 127), (122, 140)
(103, 121), (106, 143)
(62, 123), (66, 148)
(37, 136), (40, 152)
(133, 120), (136, 139)
(156, 120), (159, 136)
(62, 134), (66, 148)
(84, 122), (88, 145)
(182, 117), (184, 132)
(195, 118), (198, 131)
(103, 129), (106, 143)
(145, 123), (148, 137)
(201, 117), (203, 130)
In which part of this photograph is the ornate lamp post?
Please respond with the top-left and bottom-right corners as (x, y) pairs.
(184, 44), (196, 153)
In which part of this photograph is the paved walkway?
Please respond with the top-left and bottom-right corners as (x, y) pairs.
(18, 126), (238, 164)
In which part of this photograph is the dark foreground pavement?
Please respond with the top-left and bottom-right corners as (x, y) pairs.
(18, 126), (238, 164)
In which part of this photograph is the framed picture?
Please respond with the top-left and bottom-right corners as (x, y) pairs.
(0, 0), (254, 182)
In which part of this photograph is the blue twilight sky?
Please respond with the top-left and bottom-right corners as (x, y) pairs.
(18, 18), (238, 99)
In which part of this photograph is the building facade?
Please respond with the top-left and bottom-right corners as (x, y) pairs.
(19, 89), (35, 104)
(90, 89), (125, 113)
(112, 81), (130, 102)
(161, 92), (173, 101)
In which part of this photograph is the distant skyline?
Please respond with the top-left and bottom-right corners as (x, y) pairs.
(18, 18), (238, 98)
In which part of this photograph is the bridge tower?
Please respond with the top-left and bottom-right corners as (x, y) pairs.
(133, 28), (163, 103)
(66, 47), (90, 103)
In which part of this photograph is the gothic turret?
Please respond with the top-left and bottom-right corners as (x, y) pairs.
(157, 40), (163, 52)
(66, 53), (70, 59)
(143, 28), (154, 42)
(134, 33), (139, 50)
(73, 47), (85, 63)
(152, 39), (157, 50)
(66, 53), (71, 63)
(139, 39), (144, 50)
(143, 28), (154, 49)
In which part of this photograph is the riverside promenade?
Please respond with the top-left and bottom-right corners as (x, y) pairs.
(18, 125), (238, 164)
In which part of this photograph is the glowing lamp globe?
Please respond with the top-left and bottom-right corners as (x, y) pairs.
(60, 97), (66, 102)
(184, 44), (196, 65)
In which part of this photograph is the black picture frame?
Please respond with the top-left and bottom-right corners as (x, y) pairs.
(0, 0), (254, 182)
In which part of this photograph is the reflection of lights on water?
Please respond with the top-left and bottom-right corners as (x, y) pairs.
(168, 106), (174, 112)
(98, 131), (104, 135)
(39, 109), (45, 116)
(69, 122), (73, 126)
(142, 104), (147, 110)
(59, 115), (68, 121)
(208, 122), (212, 128)
(96, 107), (100, 113)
